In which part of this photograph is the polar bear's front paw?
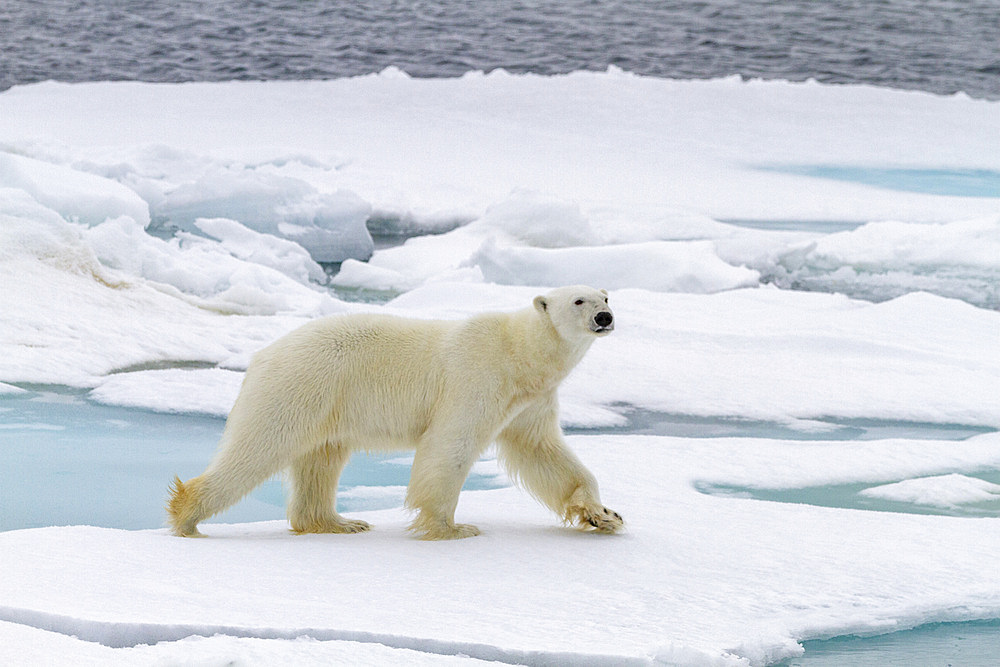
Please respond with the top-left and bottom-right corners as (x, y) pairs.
(570, 505), (624, 534)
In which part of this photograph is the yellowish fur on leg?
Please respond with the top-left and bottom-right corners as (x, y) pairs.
(290, 517), (372, 534)
(563, 484), (624, 534)
(408, 512), (481, 540)
(166, 476), (207, 537)
(287, 444), (372, 535)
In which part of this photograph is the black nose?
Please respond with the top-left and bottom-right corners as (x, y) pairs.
(595, 311), (613, 327)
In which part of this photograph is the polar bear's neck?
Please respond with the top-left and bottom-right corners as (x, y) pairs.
(507, 307), (594, 383)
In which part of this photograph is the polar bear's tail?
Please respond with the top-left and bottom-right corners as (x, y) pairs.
(166, 475), (208, 537)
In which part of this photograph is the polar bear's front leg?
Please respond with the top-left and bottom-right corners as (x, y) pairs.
(406, 420), (488, 540)
(497, 397), (624, 534)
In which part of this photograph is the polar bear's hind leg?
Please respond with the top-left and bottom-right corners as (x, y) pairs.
(167, 430), (296, 537)
(167, 476), (208, 537)
(288, 442), (371, 534)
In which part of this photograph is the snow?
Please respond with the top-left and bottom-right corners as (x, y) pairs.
(2, 70), (1000, 664)
(0, 382), (28, 395)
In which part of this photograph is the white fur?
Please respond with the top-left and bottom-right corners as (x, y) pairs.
(167, 285), (623, 540)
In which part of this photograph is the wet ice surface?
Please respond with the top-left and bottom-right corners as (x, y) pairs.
(0, 387), (505, 532)
(758, 166), (1000, 198)
(781, 619), (1000, 666)
(567, 406), (995, 442)
(6, 388), (994, 532)
(698, 473), (1000, 519)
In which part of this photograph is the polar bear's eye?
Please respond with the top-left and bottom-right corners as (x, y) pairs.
(574, 299), (584, 305)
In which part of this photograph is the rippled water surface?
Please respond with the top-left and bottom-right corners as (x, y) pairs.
(2, 0), (999, 98)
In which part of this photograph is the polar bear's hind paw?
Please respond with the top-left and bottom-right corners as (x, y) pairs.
(291, 517), (372, 534)
(331, 518), (372, 534)
(411, 518), (481, 540)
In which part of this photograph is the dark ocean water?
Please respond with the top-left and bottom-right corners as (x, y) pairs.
(2, 0), (999, 98)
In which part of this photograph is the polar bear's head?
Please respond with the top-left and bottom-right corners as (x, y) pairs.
(534, 285), (614, 340)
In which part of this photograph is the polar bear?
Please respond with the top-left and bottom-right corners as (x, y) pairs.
(167, 285), (623, 540)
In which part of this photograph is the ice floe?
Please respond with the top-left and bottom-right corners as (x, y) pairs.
(2, 70), (1000, 664)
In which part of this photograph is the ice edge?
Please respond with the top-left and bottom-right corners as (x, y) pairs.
(0, 605), (652, 666)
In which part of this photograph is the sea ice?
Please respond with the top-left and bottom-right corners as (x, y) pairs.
(0, 152), (150, 227)
(763, 216), (1000, 308)
(87, 368), (244, 416)
(3, 435), (1000, 665)
(82, 215), (343, 316)
(156, 168), (374, 263)
(194, 217), (328, 284)
(2, 71), (1000, 664)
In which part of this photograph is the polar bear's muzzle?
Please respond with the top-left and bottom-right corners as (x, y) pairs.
(591, 310), (614, 334)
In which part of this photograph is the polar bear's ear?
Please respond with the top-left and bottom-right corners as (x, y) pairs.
(533, 295), (548, 313)
(600, 288), (608, 297)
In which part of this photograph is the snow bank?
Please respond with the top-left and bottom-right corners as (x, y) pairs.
(1, 133), (374, 267)
(759, 216), (1000, 308)
(80, 216), (340, 316)
(3, 434), (1000, 665)
(333, 191), (771, 293)
(157, 168), (373, 263)
(334, 189), (1000, 307)
(0, 202), (319, 386)
(474, 190), (595, 247)
(2, 74), (999, 305)
(0, 152), (150, 226)
(4, 192), (1000, 426)
(471, 238), (760, 292)
(88, 368), (244, 416)
(860, 474), (1000, 509)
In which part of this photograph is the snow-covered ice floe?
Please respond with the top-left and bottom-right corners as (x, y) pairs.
(3, 434), (1000, 665)
(2, 70), (1000, 664)
(2, 70), (1000, 307)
